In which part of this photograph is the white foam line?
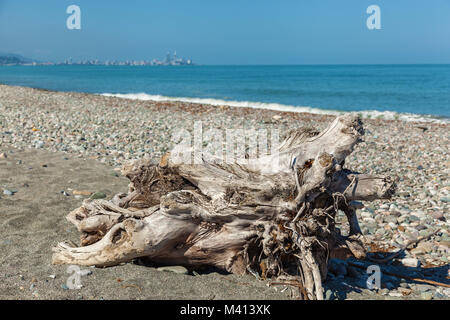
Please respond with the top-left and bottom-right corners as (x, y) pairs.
(100, 92), (449, 124)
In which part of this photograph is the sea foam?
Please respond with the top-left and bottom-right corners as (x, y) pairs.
(100, 92), (449, 124)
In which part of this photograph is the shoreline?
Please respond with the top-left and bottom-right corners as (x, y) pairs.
(2, 83), (449, 124)
(101, 92), (450, 124)
(0, 83), (449, 300)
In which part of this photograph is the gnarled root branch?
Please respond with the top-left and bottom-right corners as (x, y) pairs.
(52, 115), (396, 300)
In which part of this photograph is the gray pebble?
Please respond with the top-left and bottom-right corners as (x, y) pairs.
(420, 292), (433, 300)
(90, 192), (107, 199)
(401, 258), (420, 268)
(325, 289), (334, 300)
(156, 266), (189, 275)
(415, 284), (435, 292)
(3, 189), (14, 196)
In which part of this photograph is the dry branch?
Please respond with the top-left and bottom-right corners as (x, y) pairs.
(52, 114), (396, 300)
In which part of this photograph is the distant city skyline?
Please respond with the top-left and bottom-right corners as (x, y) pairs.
(0, 0), (450, 65)
(59, 51), (194, 66)
(0, 51), (195, 66)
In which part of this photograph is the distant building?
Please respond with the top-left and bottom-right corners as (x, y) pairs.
(0, 52), (195, 66)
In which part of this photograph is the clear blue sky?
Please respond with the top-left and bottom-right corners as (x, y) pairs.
(0, 0), (449, 64)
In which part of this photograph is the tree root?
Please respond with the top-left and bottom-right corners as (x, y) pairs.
(52, 115), (396, 300)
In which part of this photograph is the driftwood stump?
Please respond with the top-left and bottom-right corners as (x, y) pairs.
(52, 115), (396, 300)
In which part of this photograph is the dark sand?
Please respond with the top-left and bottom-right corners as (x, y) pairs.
(0, 148), (294, 300)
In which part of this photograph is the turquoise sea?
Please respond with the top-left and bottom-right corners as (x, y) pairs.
(0, 64), (449, 121)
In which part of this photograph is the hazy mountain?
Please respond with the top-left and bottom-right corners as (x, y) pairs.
(0, 53), (38, 65)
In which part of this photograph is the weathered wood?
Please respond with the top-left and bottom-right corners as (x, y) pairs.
(52, 114), (396, 300)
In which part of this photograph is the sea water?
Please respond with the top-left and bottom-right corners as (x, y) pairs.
(0, 64), (449, 122)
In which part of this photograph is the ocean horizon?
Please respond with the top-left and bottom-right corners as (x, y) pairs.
(1, 64), (449, 123)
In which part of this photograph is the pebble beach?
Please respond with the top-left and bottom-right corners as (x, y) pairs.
(0, 84), (449, 300)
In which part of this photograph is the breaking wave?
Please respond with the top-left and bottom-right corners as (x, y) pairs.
(100, 92), (449, 124)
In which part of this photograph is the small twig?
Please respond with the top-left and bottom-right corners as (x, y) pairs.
(292, 203), (306, 223)
(343, 176), (357, 198)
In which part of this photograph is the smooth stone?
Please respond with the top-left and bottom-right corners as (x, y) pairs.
(416, 225), (427, 231)
(415, 284), (435, 292)
(389, 292), (403, 297)
(384, 216), (398, 224)
(388, 222), (397, 229)
(36, 141), (45, 148)
(398, 191), (410, 197)
(90, 192), (107, 200)
(156, 266), (188, 275)
(420, 292), (433, 300)
(434, 292), (444, 299)
(325, 289), (333, 300)
(430, 212), (445, 221)
(438, 241), (450, 249)
(419, 230), (429, 237)
(73, 190), (93, 196)
(401, 258), (420, 268)
(272, 115), (282, 121)
(110, 171), (120, 177)
(417, 241), (433, 251)
(398, 287), (412, 295)
(443, 288), (450, 297)
(3, 190), (14, 196)
(410, 247), (427, 255)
